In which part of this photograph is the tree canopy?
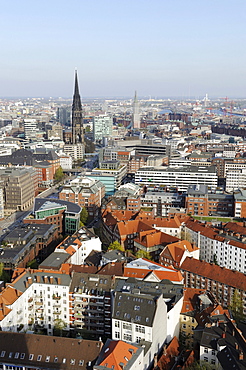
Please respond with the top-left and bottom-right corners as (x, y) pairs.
(108, 241), (123, 252)
(136, 249), (152, 260)
(80, 207), (88, 225)
(54, 166), (64, 182)
(229, 289), (244, 323)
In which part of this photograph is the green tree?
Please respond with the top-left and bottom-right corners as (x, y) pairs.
(186, 361), (216, 370)
(229, 289), (244, 323)
(53, 319), (66, 336)
(136, 249), (152, 260)
(108, 241), (123, 252)
(54, 166), (64, 182)
(80, 207), (88, 225)
(0, 262), (10, 283)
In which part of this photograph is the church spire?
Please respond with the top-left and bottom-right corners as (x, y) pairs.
(72, 70), (83, 145)
(74, 69), (80, 96)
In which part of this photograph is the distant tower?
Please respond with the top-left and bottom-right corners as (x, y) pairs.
(133, 91), (140, 129)
(72, 70), (83, 144)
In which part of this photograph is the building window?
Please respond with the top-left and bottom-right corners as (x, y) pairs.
(115, 331), (120, 339)
(204, 347), (208, 353)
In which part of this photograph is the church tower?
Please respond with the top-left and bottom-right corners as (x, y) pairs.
(72, 70), (84, 144)
(133, 90), (140, 129)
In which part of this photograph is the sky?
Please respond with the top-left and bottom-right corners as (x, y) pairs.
(1, 0), (246, 98)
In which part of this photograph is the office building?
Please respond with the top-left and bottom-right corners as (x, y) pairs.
(135, 166), (218, 192)
(93, 115), (113, 142)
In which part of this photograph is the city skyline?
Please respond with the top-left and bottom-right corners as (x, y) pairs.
(1, 0), (246, 98)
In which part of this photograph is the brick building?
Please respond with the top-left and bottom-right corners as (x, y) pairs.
(180, 257), (246, 314)
(59, 176), (105, 219)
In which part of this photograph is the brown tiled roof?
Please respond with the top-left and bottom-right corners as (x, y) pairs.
(134, 230), (179, 248)
(181, 257), (246, 290)
(97, 262), (124, 276)
(60, 264), (98, 274)
(185, 219), (219, 240)
(224, 222), (246, 236)
(0, 331), (102, 370)
(181, 287), (206, 313)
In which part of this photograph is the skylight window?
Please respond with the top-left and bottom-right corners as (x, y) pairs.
(70, 359), (75, 365)
(54, 357), (58, 363)
(45, 356), (50, 362)
(79, 360), (84, 366)
(29, 354), (34, 360)
(20, 353), (25, 360)
(14, 353), (19, 359)
(37, 355), (42, 361)
(0, 351), (5, 358)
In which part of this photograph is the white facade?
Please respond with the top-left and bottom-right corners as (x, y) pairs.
(93, 115), (113, 142)
(24, 119), (37, 140)
(0, 188), (4, 219)
(183, 224), (246, 274)
(63, 143), (84, 160)
(67, 229), (102, 265)
(0, 274), (70, 336)
(135, 166), (218, 192)
(58, 154), (73, 170)
(225, 169), (246, 192)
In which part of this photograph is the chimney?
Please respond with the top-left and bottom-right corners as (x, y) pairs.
(222, 332), (226, 338)
(235, 343), (239, 350)
(44, 276), (48, 283)
(50, 276), (54, 284)
(28, 277), (32, 284)
(239, 350), (244, 360)
(57, 277), (61, 285)
(25, 280), (29, 288)
(36, 275), (40, 283)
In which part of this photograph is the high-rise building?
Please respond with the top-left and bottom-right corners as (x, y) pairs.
(133, 91), (140, 129)
(24, 119), (37, 140)
(93, 115), (113, 142)
(72, 70), (83, 145)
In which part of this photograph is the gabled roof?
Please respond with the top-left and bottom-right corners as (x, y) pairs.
(96, 340), (140, 370)
(134, 230), (179, 249)
(181, 257), (246, 290)
(181, 288), (206, 313)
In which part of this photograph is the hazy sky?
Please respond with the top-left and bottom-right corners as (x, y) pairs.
(1, 0), (246, 98)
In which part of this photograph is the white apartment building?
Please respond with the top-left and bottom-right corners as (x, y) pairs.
(135, 166), (218, 192)
(63, 143), (84, 160)
(183, 220), (246, 274)
(57, 154), (73, 170)
(226, 169), (246, 191)
(0, 271), (71, 336)
(55, 227), (102, 265)
(141, 191), (183, 217)
(112, 278), (183, 369)
(224, 161), (246, 176)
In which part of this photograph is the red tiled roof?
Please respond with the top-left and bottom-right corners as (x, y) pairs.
(181, 257), (246, 290)
(98, 340), (139, 370)
(181, 287), (206, 313)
